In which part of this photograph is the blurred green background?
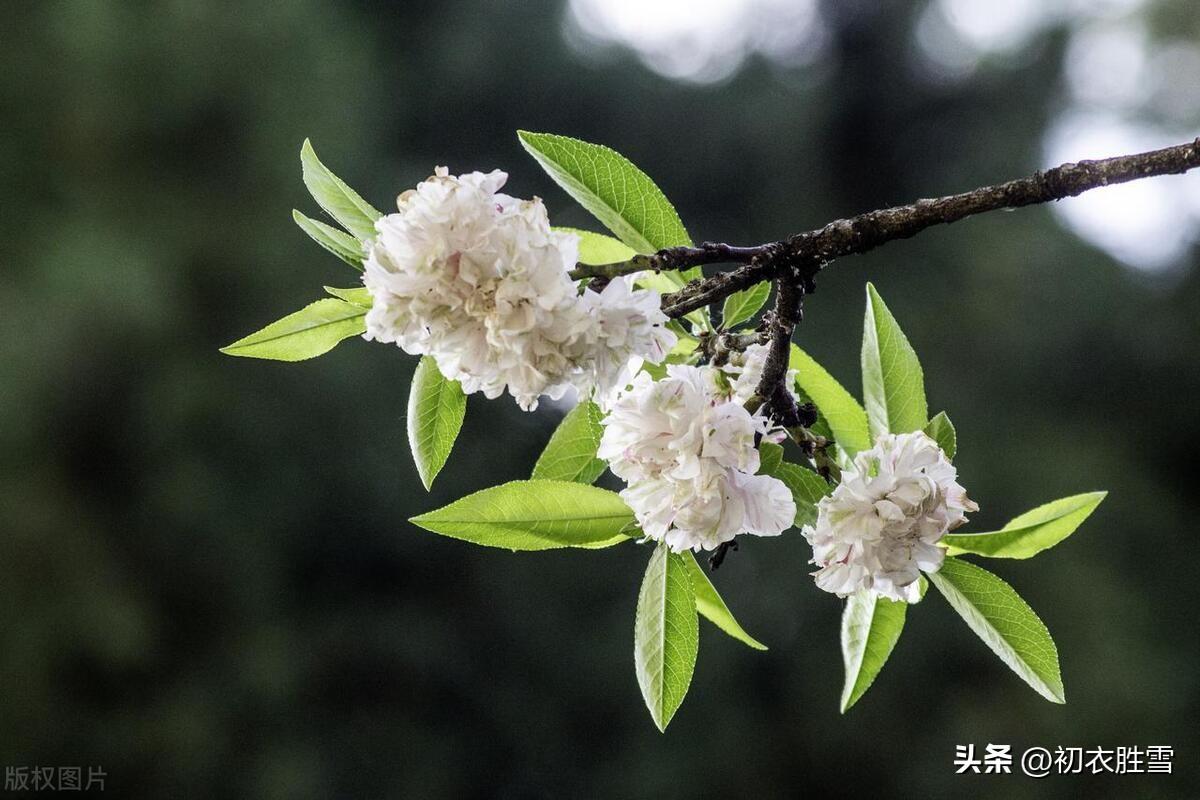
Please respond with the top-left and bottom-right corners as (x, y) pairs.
(3, 1), (1198, 797)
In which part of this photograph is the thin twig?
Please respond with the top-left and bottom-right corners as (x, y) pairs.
(569, 243), (765, 281)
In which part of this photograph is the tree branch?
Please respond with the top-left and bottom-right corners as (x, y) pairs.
(567, 139), (1200, 434)
(753, 276), (807, 428)
(568, 243), (765, 281)
(603, 138), (1200, 319)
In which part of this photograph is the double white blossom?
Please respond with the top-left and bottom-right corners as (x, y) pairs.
(362, 167), (674, 410)
(802, 431), (977, 602)
(723, 342), (797, 405)
(598, 365), (796, 553)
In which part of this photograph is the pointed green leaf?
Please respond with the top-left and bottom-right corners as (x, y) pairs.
(410, 482), (638, 551)
(640, 361), (668, 381)
(293, 209), (364, 270)
(763, 461), (830, 528)
(521, 131), (708, 331)
(942, 492), (1106, 560)
(923, 411), (957, 460)
(410, 480), (634, 551)
(407, 356), (467, 491)
(928, 557), (1064, 703)
(532, 401), (607, 484)
(323, 286), (372, 307)
(518, 131), (691, 254)
(722, 282), (771, 329)
(757, 441), (784, 476)
(634, 269), (699, 296)
(789, 344), (872, 456)
(555, 227), (637, 265)
(791, 384), (835, 445)
(300, 139), (382, 242)
(861, 284), (928, 438)
(220, 299), (365, 362)
(635, 543), (699, 731)
(667, 329), (699, 352)
(552, 226), (708, 331)
(682, 552), (767, 651)
(840, 590), (907, 712)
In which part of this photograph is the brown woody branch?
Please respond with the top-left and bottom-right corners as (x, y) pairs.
(574, 138), (1200, 435)
(752, 272), (810, 429)
(568, 138), (1200, 315)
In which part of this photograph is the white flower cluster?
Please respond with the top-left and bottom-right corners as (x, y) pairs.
(722, 342), (796, 405)
(802, 431), (978, 602)
(362, 167), (675, 410)
(598, 364), (796, 553)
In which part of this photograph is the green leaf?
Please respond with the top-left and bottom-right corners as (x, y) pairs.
(407, 356), (467, 491)
(789, 344), (872, 456)
(640, 361), (668, 381)
(531, 401), (607, 484)
(522, 131), (709, 331)
(928, 557), (1064, 703)
(517, 131), (691, 254)
(792, 384), (835, 444)
(323, 286), (372, 307)
(861, 283), (928, 438)
(555, 227), (637, 265)
(551, 231), (701, 306)
(634, 543), (699, 731)
(634, 269), (695, 296)
(220, 299), (365, 362)
(764, 461), (830, 528)
(667, 328), (699, 351)
(923, 411), (957, 460)
(553, 227), (708, 332)
(300, 139), (382, 242)
(682, 552), (767, 651)
(293, 209), (364, 270)
(840, 590), (907, 713)
(942, 492), (1106, 560)
(409, 480), (634, 551)
(757, 441), (784, 476)
(722, 282), (771, 329)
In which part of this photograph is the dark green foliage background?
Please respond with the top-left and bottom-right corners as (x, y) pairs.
(2, 1), (1197, 797)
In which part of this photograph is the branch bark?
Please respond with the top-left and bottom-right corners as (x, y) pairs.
(570, 138), (1200, 433)
(753, 277), (807, 428)
(575, 138), (1200, 318)
(569, 243), (765, 281)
